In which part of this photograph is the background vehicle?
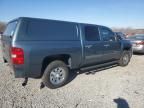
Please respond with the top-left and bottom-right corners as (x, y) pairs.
(127, 34), (144, 53)
(1, 17), (132, 89)
(0, 32), (3, 40)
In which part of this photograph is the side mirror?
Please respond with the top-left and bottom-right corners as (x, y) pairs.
(115, 34), (122, 41)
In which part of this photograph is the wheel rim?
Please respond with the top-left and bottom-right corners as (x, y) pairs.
(50, 67), (66, 85)
(123, 54), (129, 65)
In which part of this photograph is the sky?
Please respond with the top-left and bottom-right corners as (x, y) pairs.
(0, 0), (144, 28)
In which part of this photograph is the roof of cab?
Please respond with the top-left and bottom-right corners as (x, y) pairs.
(9, 17), (108, 28)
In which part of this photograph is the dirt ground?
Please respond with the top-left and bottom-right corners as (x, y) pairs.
(0, 42), (144, 108)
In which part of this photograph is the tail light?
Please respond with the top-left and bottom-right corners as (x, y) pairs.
(11, 47), (24, 65)
(136, 41), (144, 45)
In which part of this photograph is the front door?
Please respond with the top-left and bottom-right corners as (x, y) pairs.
(99, 26), (121, 62)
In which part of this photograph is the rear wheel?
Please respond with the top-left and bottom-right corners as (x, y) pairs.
(42, 60), (69, 89)
(119, 51), (130, 66)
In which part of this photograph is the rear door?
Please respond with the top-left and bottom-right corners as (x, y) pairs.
(99, 26), (121, 62)
(83, 25), (104, 66)
(2, 21), (18, 63)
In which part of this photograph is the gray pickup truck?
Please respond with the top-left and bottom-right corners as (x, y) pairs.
(1, 17), (132, 89)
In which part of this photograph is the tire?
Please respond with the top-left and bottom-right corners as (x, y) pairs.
(42, 60), (69, 89)
(119, 51), (131, 67)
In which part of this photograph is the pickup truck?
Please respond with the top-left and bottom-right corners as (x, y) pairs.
(1, 17), (132, 89)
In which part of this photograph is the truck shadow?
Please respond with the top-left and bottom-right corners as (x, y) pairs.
(114, 97), (130, 108)
(66, 70), (78, 84)
(66, 64), (118, 85)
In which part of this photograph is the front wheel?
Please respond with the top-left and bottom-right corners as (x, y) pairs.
(42, 60), (69, 89)
(119, 51), (131, 67)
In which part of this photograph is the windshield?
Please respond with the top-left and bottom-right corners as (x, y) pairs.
(3, 21), (17, 37)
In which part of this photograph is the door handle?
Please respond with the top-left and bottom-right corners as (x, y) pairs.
(85, 45), (92, 48)
(104, 44), (110, 47)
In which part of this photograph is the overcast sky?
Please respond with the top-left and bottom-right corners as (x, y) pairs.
(0, 0), (144, 28)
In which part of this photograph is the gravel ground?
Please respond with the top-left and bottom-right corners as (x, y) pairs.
(0, 42), (144, 108)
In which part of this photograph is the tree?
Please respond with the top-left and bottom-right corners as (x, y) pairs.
(0, 22), (6, 33)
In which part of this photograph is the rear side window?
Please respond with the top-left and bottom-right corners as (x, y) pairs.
(85, 26), (100, 41)
(100, 27), (116, 41)
(27, 20), (78, 40)
(3, 21), (17, 36)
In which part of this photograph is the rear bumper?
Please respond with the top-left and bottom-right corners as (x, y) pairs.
(11, 64), (42, 78)
(133, 50), (144, 53)
(132, 45), (144, 53)
(3, 56), (26, 78)
(12, 65), (26, 78)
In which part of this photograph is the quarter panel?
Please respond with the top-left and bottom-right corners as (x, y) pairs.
(13, 40), (82, 78)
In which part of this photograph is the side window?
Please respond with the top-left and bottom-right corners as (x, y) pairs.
(27, 21), (78, 40)
(116, 33), (122, 40)
(100, 27), (116, 41)
(3, 21), (17, 37)
(85, 26), (100, 41)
